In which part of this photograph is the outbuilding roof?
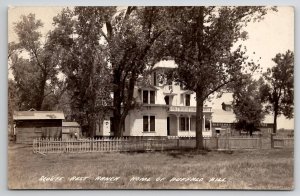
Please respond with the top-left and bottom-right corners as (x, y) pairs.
(62, 122), (80, 127)
(212, 109), (236, 123)
(212, 109), (274, 124)
(13, 111), (65, 120)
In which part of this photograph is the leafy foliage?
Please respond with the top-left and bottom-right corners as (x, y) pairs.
(9, 14), (59, 110)
(260, 50), (294, 133)
(66, 7), (170, 137)
(232, 75), (265, 135)
(49, 8), (113, 136)
(166, 7), (273, 149)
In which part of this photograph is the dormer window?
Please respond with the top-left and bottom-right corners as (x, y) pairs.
(222, 102), (232, 111)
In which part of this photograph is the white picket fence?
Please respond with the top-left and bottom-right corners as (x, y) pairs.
(32, 136), (281, 154)
(272, 137), (294, 148)
(33, 138), (181, 154)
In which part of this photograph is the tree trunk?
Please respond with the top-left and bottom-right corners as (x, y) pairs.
(87, 114), (96, 138)
(273, 109), (278, 134)
(112, 67), (123, 137)
(36, 76), (47, 110)
(113, 100), (123, 137)
(195, 91), (204, 150)
(112, 69), (137, 137)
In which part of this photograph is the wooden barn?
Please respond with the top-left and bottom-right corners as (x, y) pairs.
(62, 122), (81, 140)
(13, 110), (65, 144)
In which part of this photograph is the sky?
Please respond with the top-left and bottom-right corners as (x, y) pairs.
(7, 6), (295, 129)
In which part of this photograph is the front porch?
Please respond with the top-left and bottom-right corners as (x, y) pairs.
(167, 106), (213, 137)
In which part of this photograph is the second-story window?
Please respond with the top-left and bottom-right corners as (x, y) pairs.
(143, 90), (148, 104)
(143, 90), (155, 104)
(185, 94), (190, 106)
(150, 91), (155, 104)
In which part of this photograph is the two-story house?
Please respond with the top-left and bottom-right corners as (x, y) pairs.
(95, 60), (274, 138)
(95, 60), (213, 137)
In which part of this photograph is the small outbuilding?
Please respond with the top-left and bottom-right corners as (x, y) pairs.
(62, 122), (81, 140)
(13, 110), (65, 144)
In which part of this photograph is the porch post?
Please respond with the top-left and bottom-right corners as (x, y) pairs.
(188, 115), (191, 136)
(177, 115), (180, 133)
(203, 115), (205, 132)
(210, 119), (212, 131)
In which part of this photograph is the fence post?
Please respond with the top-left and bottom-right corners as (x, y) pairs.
(33, 139), (36, 153)
(177, 138), (180, 149)
(271, 133), (274, 149)
(259, 136), (262, 149)
(216, 136), (219, 150)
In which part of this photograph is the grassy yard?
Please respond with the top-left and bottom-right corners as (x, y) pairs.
(8, 144), (294, 190)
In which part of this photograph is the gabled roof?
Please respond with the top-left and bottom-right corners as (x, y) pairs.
(13, 111), (65, 120)
(153, 60), (177, 69)
(62, 122), (80, 127)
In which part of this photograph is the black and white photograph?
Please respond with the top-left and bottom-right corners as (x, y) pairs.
(7, 5), (294, 190)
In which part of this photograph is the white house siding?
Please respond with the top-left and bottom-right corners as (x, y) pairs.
(125, 106), (168, 136)
(169, 115), (178, 136)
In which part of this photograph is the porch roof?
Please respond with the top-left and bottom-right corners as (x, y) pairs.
(137, 84), (158, 91)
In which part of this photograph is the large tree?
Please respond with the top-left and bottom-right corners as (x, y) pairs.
(100, 7), (170, 137)
(49, 8), (113, 137)
(166, 7), (273, 149)
(232, 75), (265, 136)
(52, 7), (169, 137)
(9, 14), (59, 110)
(260, 50), (294, 133)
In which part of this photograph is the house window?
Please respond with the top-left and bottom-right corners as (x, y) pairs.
(181, 117), (185, 131)
(150, 91), (155, 104)
(180, 117), (189, 131)
(205, 119), (210, 131)
(143, 116), (155, 132)
(164, 96), (169, 105)
(143, 91), (148, 104)
(143, 116), (149, 132)
(150, 116), (155, 132)
(110, 117), (114, 132)
(143, 90), (155, 104)
(186, 94), (190, 106)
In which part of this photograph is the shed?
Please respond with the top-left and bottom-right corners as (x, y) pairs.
(62, 122), (81, 140)
(13, 111), (65, 144)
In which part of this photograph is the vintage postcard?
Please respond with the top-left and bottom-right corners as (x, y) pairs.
(8, 6), (294, 189)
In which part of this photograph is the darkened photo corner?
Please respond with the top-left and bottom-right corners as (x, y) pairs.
(7, 6), (294, 189)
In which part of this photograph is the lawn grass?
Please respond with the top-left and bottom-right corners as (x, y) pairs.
(8, 144), (294, 190)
